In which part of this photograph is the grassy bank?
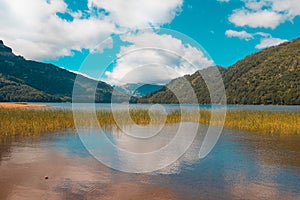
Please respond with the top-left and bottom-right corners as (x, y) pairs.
(0, 108), (299, 139)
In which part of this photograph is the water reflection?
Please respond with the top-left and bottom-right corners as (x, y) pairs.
(78, 123), (206, 173)
(237, 133), (300, 170)
(0, 124), (300, 199)
(0, 135), (177, 200)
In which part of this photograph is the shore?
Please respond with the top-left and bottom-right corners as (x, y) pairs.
(0, 103), (49, 109)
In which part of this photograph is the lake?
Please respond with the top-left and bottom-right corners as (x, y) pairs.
(1, 122), (300, 199)
(29, 102), (300, 112)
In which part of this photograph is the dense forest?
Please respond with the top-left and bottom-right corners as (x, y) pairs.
(0, 40), (127, 103)
(1, 37), (299, 105)
(139, 38), (300, 105)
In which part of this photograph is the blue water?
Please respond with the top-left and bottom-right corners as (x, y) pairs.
(30, 102), (300, 112)
(1, 124), (300, 199)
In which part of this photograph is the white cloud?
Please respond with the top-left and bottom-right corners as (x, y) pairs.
(217, 0), (230, 2)
(0, 0), (183, 60)
(255, 37), (288, 49)
(229, 9), (284, 29)
(68, 70), (98, 81)
(225, 1), (292, 48)
(271, 0), (300, 18)
(244, 0), (266, 10)
(224, 28), (288, 50)
(0, 0), (116, 60)
(229, 0), (300, 29)
(103, 31), (214, 85)
(254, 32), (271, 37)
(225, 29), (254, 40)
(88, 0), (183, 29)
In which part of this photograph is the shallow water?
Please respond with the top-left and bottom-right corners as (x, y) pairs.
(0, 124), (300, 199)
(28, 102), (300, 112)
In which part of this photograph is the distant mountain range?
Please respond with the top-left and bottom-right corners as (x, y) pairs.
(114, 83), (164, 97)
(1, 38), (299, 105)
(139, 38), (300, 105)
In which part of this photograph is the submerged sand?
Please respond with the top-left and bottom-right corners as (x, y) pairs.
(0, 146), (178, 200)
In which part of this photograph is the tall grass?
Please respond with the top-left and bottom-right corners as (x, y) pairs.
(224, 110), (300, 135)
(176, 109), (300, 135)
(0, 108), (299, 140)
(0, 109), (74, 138)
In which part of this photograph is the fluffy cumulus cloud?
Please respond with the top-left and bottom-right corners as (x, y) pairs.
(225, 30), (254, 40)
(104, 31), (214, 85)
(224, 0), (295, 49)
(255, 37), (288, 49)
(0, 0), (183, 60)
(88, 0), (183, 29)
(228, 0), (300, 29)
(268, 0), (300, 18)
(0, 0), (116, 60)
(229, 9), (283, 29)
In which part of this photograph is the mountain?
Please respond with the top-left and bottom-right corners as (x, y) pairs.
(114, 83), (164, 97)
(0, 40), (127, 102)
(139, 38), (300, 105)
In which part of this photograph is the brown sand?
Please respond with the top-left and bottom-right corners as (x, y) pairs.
(0, 103), (50, 109)
(0, 146), (178, 200)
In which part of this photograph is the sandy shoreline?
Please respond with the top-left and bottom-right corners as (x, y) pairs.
(0, 103), (50, 109)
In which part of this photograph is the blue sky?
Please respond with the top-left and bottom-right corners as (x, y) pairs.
(167, 0), (300, 67)
(0, 0), (300, 85)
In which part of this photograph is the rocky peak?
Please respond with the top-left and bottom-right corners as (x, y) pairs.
(0, 40), (14, 56)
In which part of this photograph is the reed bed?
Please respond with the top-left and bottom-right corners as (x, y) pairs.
(0, 108), (299, 139)
(224, 110), (300, 135)
(179, 109), (300, 135)
(0, 109), (74, 138)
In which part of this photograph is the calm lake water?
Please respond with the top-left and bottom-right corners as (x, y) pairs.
(28, 102), (300, 112)
(0, 122), (300, 199)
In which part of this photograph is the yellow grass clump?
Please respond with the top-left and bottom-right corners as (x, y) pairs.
(0, 108), (299, 139)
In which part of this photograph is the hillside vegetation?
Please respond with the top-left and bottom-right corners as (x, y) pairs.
(139, 38), (300, 105)
(0, 40), (127, 102)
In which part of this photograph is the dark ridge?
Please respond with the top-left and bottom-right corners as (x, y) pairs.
(0, 41), (129, 102)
